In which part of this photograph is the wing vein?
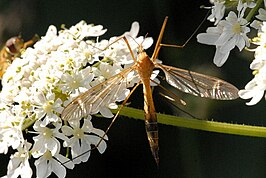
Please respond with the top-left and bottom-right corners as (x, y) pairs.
(156, 63), (239, 100)
(62, 67), (134, 120)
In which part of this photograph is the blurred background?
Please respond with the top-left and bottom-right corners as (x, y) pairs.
(0, 0), (265, 177)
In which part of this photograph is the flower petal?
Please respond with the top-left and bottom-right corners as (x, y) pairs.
(51, 159), (66, 178)
(197, 33), (219, 45)
(213, 48), (230, 67)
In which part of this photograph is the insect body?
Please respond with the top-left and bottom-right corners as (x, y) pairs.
(62, 17), (239, 165)
(134, 47), (159, 164)
(0, 35), (39, 78)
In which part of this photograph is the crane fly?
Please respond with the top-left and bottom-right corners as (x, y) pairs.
(61, 16), (239, 166)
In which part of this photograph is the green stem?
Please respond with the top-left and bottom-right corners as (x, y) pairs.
(112, 106), (266, 138)
(245, 0), (263, 22)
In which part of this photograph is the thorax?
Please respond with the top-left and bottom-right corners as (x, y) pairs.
(136, 51), (155, 80)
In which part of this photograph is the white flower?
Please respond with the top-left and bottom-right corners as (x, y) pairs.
(93, 62), (123, 85)
(32, 92), (63, 126)
(6, 142), (32, 178)
(207, 0), (226, 25)
(62, 119), (107, 164)
(34, 150), (74, 178)
(238, 79), (265, 105)
(256, 8), (266, 21)
(1, 127), (24, 150)
(101, 21), (153, 65)
(0, 109), (25, 152)
(239, 22), (266, 105)
(60, 67), (94, 96)
(31, 121), (67, 156)
(251, 8), (266, 31)
(197, 3), (250, 66)
(67, 20), (107, 40)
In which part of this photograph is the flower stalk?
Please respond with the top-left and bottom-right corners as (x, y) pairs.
(245, 0), (263, 22)
(112, 106), (266, 138)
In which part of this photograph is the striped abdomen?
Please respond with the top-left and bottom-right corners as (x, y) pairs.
(142, 78), (159, 166)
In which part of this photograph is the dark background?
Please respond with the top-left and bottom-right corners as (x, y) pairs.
(0, 0), (265, 178)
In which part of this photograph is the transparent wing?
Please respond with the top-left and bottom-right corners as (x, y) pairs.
(61, 67), (134, 121)
(156, 63), (239, 100)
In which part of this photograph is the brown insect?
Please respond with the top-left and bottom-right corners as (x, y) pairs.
(0, 35), (39, 78)
(61, 17), (239, 166)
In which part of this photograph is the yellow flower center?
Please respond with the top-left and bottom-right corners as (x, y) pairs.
(73, 128), (84, 138)
(43, 127), (53, 138)
(232, 23), (241, 34)
(43, 150), (53, 160)
(69, 80), (80, 89)
(43, 101), (53, 113)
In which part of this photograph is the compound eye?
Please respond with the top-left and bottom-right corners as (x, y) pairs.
(6, 37), (24, 54)
(136, 46), (144, 55)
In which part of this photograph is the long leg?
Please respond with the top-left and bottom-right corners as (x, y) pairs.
(151, 78), (186, 106)
(150, 78), (197, 119)
(160, 11), (207, 49)
(62, 82), (141, 165)
(152, 11), (210, 61)
(95, 82), (141, 149)
(158, 93), (197, 119)
(93, 35), (138, 63)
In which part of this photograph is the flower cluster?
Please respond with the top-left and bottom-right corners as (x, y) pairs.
(197, 0), (253, 67)
(0, 20), (153, 178)
(239, 22), (266, 105)
(197, 0), (266, 105)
